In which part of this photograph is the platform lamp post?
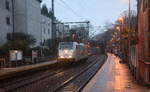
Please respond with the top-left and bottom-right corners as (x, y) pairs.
(118, 17), (125, 61)
(116, 26), (121, 56)
(51, 0), (55, 41)
(10, 0), (15, 67)
(11, 0), (15, 41)
(128, 0), (131, 66)
(51, 0), (58, 54)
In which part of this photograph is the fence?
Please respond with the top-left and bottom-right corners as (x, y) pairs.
(0, 58), (6, 68)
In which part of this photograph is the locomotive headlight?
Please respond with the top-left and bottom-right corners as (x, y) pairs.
(68, 55), (72, 58)
(64, 50), (68, 54)
(60, 56), (64, 58)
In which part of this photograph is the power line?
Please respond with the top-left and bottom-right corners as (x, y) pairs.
(56, 0), (98, 27)
(55, 0), (78, 18)
(59, 0), (86, 20)
(90, 26), (101, 36)
(72, 0), (98, 25)
(56, 0), (98, 26)
(55, 1), (84, 21)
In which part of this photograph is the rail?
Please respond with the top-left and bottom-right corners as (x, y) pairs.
(52, 55), (106, 92)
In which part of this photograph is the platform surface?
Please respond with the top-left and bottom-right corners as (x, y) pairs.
(0, 60), (57, 78)
(82, 54), (150, 92)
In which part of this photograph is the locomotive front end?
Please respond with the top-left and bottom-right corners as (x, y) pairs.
(58, 42), (75, 62)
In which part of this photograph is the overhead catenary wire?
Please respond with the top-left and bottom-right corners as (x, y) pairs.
(58, 0), (86, 21)
(78, 0), (98, 25)
(85, 24), (106, 38)
(56, 0), (98, 27)
(56, 0), (101, 36)
(55, 1), (87, 24)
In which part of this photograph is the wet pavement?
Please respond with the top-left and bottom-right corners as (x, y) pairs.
(82, 54), (150, 92)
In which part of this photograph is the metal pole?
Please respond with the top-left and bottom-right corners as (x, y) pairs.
(52, 0), (55, 39)
(11, 0), (15, 41)
(128, 0), (131, 42)
(129, 0), (131, 30)
(128, 0), (131, 66)
(9, 0), (15, 67)
(51, 0), (57, 53)
(87, 21), (90, 39)
(40, 22), (43, 58)
(63, 23), (64, 40)
(121, 21), (124, 61)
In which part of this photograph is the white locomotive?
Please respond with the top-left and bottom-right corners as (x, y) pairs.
(57, 42), (88, 62)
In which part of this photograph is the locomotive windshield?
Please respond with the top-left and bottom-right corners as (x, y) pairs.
(59, 42), (73, 50)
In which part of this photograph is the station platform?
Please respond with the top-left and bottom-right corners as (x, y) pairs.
(82, 54), (150, 92)
(0, 60), (57, 80)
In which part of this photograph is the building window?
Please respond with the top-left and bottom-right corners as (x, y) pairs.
(5, 1), (10, 11)
(48, 23), (50, 26)
(48, 29), (50, 34)
(44, 39), (46, 44)
(6, 17), (10, 25)
(43, 28), (46, 34)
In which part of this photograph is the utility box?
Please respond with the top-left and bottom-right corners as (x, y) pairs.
(32, 50), (38, 63)
(9, 50), (23, 61)
(9, 50), (23, 67)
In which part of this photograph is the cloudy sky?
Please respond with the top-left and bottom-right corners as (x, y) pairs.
(42, 0), (137, 34)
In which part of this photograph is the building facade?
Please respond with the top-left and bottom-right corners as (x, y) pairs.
(71, 24), (89, 41)
(41, 14), (52, 45)
(63, 25), (70, 38)
(13, 0), (42, 46)
(136, 0), (150, 84)
(0, 0), (42, 46)
(56, 23), (64, 39)
(55, 23), (70, 39)
(0, 0), (13, 45)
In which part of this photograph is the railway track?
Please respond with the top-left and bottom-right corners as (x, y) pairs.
(52, 55), (106, 92)
(0, 55), (106, 92)
(0, 66), (66, 92)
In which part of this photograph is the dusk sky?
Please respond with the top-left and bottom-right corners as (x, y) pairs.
(42, 0), (137, 35)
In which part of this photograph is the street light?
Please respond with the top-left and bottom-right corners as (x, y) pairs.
(116, 16), (124, 58)
(118, 17), (124, 23)
(128, 0), (131, 64)
(117, 17), (124, 33)
(116, 26), (120, 31)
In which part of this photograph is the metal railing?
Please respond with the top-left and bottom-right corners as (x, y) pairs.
(0, 58), (6, 68)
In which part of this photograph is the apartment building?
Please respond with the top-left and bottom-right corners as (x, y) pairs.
(41, 14), (52, 45)
(0, 0), (13, 45)
(13, 0), (42, 46)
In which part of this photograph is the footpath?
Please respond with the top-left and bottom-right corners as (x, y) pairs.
(82, 54), (150, 92)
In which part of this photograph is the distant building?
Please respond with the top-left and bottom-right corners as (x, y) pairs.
(56, 22), (64, 39)
(63, 25), (70, 37)
(0, 0), (13, 45)
(41, 14), (52, 45)
(55, 22), (70, 39)
(71, 24), (89, 41)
